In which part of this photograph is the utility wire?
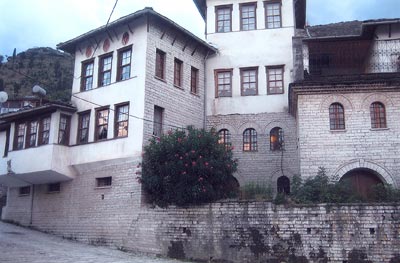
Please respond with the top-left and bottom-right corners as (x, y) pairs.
(106, 0), (119, 27)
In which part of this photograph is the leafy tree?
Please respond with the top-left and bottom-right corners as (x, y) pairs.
(141, 127), (239, 207)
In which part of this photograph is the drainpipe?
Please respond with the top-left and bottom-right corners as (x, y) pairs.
(203, 50), (210, 129)
(30, 184), (34, 225)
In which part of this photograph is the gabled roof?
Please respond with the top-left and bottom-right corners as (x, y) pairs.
(306, 18), (400, 40)
(0, 102), (76, 123)
(193, 0), (206, 20)
(57, 7), (216, 54)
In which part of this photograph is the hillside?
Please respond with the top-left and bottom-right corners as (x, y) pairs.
(0, 47), (74, 102)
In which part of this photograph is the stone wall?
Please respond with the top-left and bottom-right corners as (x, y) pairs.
(207, 112), (299, 187)
(125, 201), (400, 263)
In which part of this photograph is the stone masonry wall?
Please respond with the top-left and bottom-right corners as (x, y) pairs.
(125, 201), (400, 263)
(207, 112), (299, 188)
(142, 19), (208, 144)
(297, 89), (400, 186)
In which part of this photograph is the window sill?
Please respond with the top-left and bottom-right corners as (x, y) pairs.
(267, 92), (284, 95)
(18, 194), (30, 197)
(215, 95), (232, 98)
(190, 92), (200, 97)
(329, 129), (346, 133)
(243, 150), (258, 153)
(47, 191), (60, 194)
(95, 186), (112, 190)
(370, 128), (389, 131)
(154, 76), (167, 83)
(174, 84), (184, 90)
(71, 136), (128, 147)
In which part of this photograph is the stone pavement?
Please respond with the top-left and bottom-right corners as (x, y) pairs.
(0, 221), (191, 263)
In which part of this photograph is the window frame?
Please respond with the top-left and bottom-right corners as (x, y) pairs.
(58, 114), (71, 146)
(94, 107), (110, 141)
(243, 128), (258, 152)
(370, 102), (387, 129)
(114, 102), (129, 138)
(81, 59), (94, 91)
(98, 53), (113, 87)
(173, 58), (183, 87)
(19, 186), (31, 196)
(240, 2), (257, 31)
(117, 46), (132, 81)
(218, 129), (231, 148)
(77, 110), (91, 144)
(270, 127), (284, 151)
(38, 116), (51, 146)
(240, 67), (258, 96)
(215, 69), (233, 98)
(266, 65), (285, 95)
(215, 5), (233, 33)
(25, 120), (38, 148)
(96, 176), (112, 188)
(329, 103), (345, 130)
(47, 183), (61, 193)
(153, 106), (164, 138)
(191, 66), (199, 94)
(155, 49), (166, 80)
(264, 0), (282, 29)
(13, 122), (25, 150)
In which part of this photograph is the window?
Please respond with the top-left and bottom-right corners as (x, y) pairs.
(96, 176), (112, 187)
(191, 67), (199, 94)
(95, 108), (109, 141)
(218, 129), (231, 148)
(215, 5), (232, 32)
(329, 103), (345, 130)
(77, 111), (90, 144)
(14, 123), (25, 150)
(240, 3), (257, 30)
(265, 1), (282, 28)
(215, 69), (232, 97)
(81, 59), (94, 91)
(26, 120), (38, 148)
(174, 58), (183, 87)
(58, 115), (71, 145)
(47, 183), (61, 193)
(241, 67), (258, 96)
(115, 103), (129, 138)
(19, 186), (31, 196)
(117, 47), (131, 81)
(38, 117), (51, 146)
(155, 49), (166, 80)
(243, 128), (257, 151)
(370, 102), (387, 129)
(270, 127), (284, 150)
(99, 54), (112, 86)
(266, 66), (284, 94)
(153, 106), (164, 138)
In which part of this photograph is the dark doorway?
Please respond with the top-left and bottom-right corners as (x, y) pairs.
(277, 176), (290, 194)
(341, 169), (384, 198)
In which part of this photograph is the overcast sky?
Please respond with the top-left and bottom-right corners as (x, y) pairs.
(0, 0), (399, 57)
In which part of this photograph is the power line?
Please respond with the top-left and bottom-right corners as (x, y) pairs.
(106, 0), (119, 27)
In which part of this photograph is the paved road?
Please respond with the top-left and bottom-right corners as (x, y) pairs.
(0, 221), (190, 263)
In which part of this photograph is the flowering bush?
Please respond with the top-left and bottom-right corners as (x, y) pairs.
(140, 127), (239, 207)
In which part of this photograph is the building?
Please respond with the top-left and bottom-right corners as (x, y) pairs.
(0, 0), (399, 255)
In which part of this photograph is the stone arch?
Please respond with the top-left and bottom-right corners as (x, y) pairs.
(277, 175), (290, 194)
(213, 123), (237, 136)
(361, 93), (394, 111)
(319, 94), (354, 116)
(238, 122), (263, 135)
(333, 159), (396, 187)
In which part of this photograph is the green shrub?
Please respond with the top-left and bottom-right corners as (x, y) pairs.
(240, 183), (273, 200)
(141, 127), (239, 207)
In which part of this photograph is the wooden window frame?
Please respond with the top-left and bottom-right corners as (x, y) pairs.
(218, 129), (231, 148)
(215, 69), (233, 98)
(98, 53), (113, 87)
(266, 65), (284, 95)
(264, 0), (282, 29)
(81, 59), (94, 91)
(191, 67), (199, 94)
(153, 106), (164, 138)
(174, 58), (183, 87)
(370, 102), (387, 129)
(95, 107), (110, 141)
(25, 120), (38, 148)
(117, 46), (132, 81)
(155, 49), (166, 80)
(96, 176), (112, 188)
(270, 127), (284, 151)
(38, 116), (51, 146)
(58, 114), (71, 146)
(240, 67), (258, 96)
(240, 2), (257, 31)
(13, 122), (25, 150)
(114, 102), (129, 138)
(77, 111), (91, 144)
(329, 103), (345, 130)
(215, 5), (233, 33)
(243, 128), (258, 152)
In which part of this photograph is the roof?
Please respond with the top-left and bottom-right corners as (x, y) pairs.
(0, 102), (76, 123)
(57, 7), (216, 54)
(193, 0), (206, 20)
(306, 18), (400, 40)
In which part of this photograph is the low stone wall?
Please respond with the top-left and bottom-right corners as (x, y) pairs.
(125, 201), (400, 263)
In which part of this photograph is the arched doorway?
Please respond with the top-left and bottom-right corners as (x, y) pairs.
(277, 176), (290, 194)
(340, 168), (384, 198)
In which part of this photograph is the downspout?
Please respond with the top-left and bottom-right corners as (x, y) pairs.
(30, 184), (34, 225)
(203, 50), (211, 129)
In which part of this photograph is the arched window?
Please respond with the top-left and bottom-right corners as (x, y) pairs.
(277, 176), (290, 194)
(243, 128), (257, 151)
(270, 127), (284, 150)
(329, 103), (345, 130)
(370, 102), (386, 128)
(218, 129), (231, 147)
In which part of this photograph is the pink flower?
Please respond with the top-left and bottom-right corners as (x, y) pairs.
(185, 153), (189, 157)
(181, 171), (187, 175)
(177, 138), (182, 143)
(199, 155), (202, 159)
(185, 163), (189, 167)
(180, 156), (183, 160)
(205, 162), (209, 166)
(191, 150), (195, 154)
(231, 146), (235, 150)
(198, 177), (203, 182)
(167, 130), (172, 135)
(175, 154), (179, 157)
(192, 161), (196, 166)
